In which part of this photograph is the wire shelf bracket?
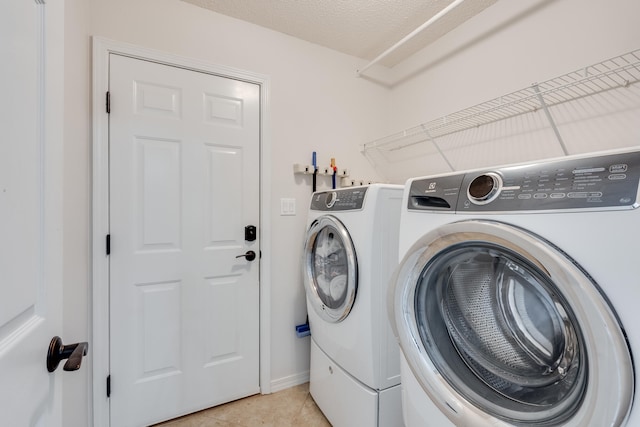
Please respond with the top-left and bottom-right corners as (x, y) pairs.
(362, 48), (640, 181)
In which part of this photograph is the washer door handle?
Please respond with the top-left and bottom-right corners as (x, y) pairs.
(236, 250), (256, 261)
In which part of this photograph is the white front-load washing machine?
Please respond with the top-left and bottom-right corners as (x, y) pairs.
(303, 184), (404, 427)
(389, 149), (638, 426)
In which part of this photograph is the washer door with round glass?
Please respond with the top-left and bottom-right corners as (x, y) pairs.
(303, 215), (357, 323)
(390, 220), (633, 426)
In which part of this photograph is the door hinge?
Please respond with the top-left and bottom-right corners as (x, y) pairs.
(106, 234), (111, 255)
(106, 375), (111, 398)
(106, 91), (111, 114)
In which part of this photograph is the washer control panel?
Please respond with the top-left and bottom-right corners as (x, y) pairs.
(409, 151), (640, 212)
(408, 175), (463, 211)
(310, 187), (368, 211)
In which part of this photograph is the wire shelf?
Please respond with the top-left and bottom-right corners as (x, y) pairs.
(363, 49), (640, 182)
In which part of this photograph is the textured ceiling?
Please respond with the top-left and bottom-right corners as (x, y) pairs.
(181, 0), (497, 67)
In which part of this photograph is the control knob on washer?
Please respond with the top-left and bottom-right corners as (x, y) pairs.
(467, 173), (503, 205)
(325, 191), (337, 208)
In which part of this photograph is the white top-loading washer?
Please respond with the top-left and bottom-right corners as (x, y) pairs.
(389, 149), (638, 426)
(303, 184), (403, 427)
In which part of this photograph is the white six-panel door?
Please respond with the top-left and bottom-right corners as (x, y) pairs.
(109, 54), (260, 426)
(0, 0), (64, 424)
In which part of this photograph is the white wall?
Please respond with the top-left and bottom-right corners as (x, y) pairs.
(63, 0), (388, 425)
(382, 0), (640, 178)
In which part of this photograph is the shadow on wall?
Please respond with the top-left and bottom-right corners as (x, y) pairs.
(360, 0), (557, 88)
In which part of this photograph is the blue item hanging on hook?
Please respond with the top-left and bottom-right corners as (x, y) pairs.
(312, 151), (317, 193)
(331, 157), (337, 189)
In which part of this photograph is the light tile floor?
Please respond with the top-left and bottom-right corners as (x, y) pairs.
(153, 383), (331, 427)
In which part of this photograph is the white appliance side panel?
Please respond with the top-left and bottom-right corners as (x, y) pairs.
(379, 384), (403, 427)
(310, 340), (378, 427)
(372, 188), (403, 389)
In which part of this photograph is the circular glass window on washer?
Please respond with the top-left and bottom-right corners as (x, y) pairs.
(415, 242), (587, 425)
(311, 225), (350, 310)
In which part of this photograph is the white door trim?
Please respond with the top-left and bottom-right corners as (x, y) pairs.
(91, 36), (272, 427)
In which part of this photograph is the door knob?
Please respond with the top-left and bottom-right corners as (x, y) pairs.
(47, 336), (89, 372)
(235, 250), (256, 261)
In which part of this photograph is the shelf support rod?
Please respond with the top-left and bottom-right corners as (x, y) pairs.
(532, 84), (569, 155)
(356, 0), (466, 76)
(421, 125), (455, 171)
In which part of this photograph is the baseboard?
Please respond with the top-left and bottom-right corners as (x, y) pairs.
(269, 370), (310, 393)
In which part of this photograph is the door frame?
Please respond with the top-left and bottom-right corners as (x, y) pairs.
(91, 37), (272, 427)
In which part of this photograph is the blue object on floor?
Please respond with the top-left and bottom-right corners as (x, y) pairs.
(296, 323), (311, 338)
